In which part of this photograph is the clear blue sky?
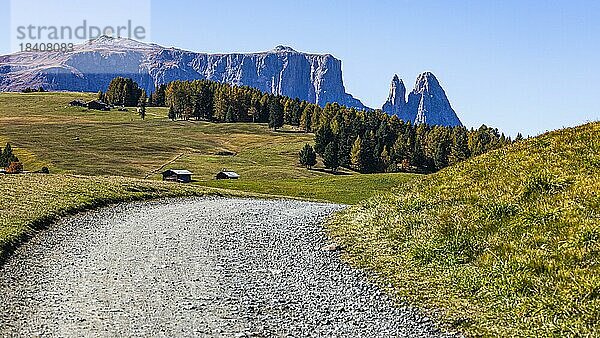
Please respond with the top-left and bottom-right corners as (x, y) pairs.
(2, 0), (599, 136)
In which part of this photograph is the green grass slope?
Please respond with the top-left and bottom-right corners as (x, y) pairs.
(0, 174), (248, 263)
(0, 92), (407, 203)
(328, 122), (600, 336)
(203, 173), (414, 205)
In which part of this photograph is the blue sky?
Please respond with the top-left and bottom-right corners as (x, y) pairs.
(2, 0), (599, 136)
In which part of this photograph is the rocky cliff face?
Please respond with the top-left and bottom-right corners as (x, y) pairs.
(382, 72), (462, 127)
(0, 37), (366, 109)
(382, 74), (407, 120)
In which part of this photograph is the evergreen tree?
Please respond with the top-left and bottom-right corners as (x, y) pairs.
(299, 144), (317, 169)
(449, 127), (470, 165)
(284, 99), (293, 125)
(314, 124), (334, 155)
(350, 135), (376, 173)
(138, 90), (147, 120)
(225, 106), (235, 123)
(380, 146), (391, 172)
(323, 142), (340, 172)
(310, 105), (322, 131)
(515, 133), (524, 142)
(168, 105), (177, 121)
(213, 87), (229, 121)
(268, 98), (284, 130)
(259, 94), (270, 122)
(300, 105), (313, 132)
(291, 98), (302, 126)
(0, 143), (18, 168)
(105, 77), (143, 106)
(350, 136), (362, 170)
(151, 84), (167, 107)
(434, 142), (449, 170)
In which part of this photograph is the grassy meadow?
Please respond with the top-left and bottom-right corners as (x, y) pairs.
(0, 92), (407, 203)
(328, 122), (600, 336)
(0, 92), (410, 263)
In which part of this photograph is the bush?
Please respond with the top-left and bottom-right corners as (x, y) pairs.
(6, 162), (23, 174)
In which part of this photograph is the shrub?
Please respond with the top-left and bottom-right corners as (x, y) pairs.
(6, 162), (23, 174)
(523, 171), (572, 198)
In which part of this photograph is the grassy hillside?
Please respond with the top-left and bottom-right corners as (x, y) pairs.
(203, 173), (414, 205)
(0, 92), (407, 203)
(328, 122), (600, 336)
(0, 174), (251, 263)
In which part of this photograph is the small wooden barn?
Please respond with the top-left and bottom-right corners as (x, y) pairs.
(87, 100), (110, 111)
(162, 169), (193, 183)
(216, 170), (240, 180)
(69, 99), (87, 107)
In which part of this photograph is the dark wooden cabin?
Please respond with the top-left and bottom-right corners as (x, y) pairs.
(162, 169), (193, 183)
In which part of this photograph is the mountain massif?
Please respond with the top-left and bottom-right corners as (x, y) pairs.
(0, 37), (365, 109)
(0, 36), (463, 126)
(382, 72), (462, 127)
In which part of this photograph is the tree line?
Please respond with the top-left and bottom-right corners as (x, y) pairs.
(305, 107), (512, 173)
(161, 80), (309, 131)
(101, 77), (145, 107)
(106, 77), (513, 174)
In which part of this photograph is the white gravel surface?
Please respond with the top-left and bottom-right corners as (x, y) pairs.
(0, 197), (452, 337)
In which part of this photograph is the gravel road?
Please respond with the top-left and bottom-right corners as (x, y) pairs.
(0, 197), (451, 337)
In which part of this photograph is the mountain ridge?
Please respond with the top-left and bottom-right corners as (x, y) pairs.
(1, 36), (464, 127)
(0, 36), (367, 110)
(383, 72), (463, 127)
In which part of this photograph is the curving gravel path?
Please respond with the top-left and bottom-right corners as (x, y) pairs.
(0, 197), (451, 337)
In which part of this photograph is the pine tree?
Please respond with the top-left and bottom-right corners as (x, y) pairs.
(300, 105), (312, 132)
(284, 99), (293, 125)
(105, 77), (142, 107)
(350, 134), (376, 173)
(380, 146), (391, 172)
(213, 88), (229, 121)
(350, 136), (362, 170)
(310, 106), (321, 131)
(314, 124), (334, 155)
(259, 94), (270, 122)
(449, 127), (469, 165)
(291, 98), (302, 126)
(299, 144), (317, 169)
(168, 105), (177, 121)
(515, 133), (524, 142)
(0, 143), (18, 168)
(226, 106), (235, 123)
(138, 90), (147, 120)
(323, 142), (340, 172)
(268, 99), (284, 130)
(434, 142), (449, 170)
(151, 84), (167, 107)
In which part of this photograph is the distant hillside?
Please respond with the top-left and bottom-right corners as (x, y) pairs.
(0, 37), (366, 110)
(328, 122), (600, 336)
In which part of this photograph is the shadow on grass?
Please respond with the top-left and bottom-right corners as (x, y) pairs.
(309, 168), (352, 176)
(273, 129), (309, 134)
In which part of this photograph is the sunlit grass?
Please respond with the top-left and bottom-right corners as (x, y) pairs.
(328, 122), (600, 336)
(0, 92), (413, 202)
